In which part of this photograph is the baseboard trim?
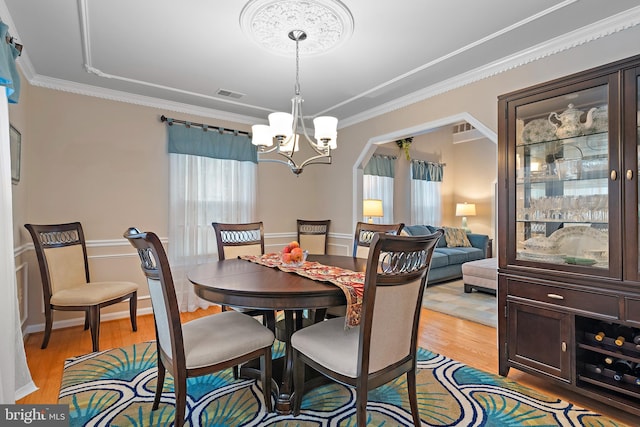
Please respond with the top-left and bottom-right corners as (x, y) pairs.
(23, 306), (154, 335)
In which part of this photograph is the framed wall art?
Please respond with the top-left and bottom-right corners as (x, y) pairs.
(10, 124), (20, 184)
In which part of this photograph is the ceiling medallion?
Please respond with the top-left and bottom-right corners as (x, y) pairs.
(239, 0), (354, 56)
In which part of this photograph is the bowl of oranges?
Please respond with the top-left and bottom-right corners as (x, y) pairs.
(281, 241), (308, 267)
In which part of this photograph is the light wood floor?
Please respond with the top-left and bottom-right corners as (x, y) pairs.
(17, 307), (638, 425)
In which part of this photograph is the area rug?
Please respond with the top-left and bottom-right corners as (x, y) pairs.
(423, 279), (497, 327)
(58, 341), (628, 426)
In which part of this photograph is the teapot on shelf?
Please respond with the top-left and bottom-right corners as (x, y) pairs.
(548, 103), (596, 139)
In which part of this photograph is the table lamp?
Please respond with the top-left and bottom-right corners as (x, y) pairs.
(455, 202), (476, 232)
(363, 199), (383, 223)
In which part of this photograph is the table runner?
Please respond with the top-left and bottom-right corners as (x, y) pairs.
(239, 253), (364, 328)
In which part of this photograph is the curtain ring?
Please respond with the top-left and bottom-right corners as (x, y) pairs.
(202, 125), (208, 132)
(166, 118), (174, 126)
(185, 121), (191, 128)
(218, 127), (224, 134)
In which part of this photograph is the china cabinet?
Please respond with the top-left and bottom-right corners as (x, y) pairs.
(498, 54), (640, 416)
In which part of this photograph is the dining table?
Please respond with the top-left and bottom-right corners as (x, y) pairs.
(187, 254), (367, 415)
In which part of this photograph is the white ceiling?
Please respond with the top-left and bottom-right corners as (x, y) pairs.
(3, 0), (640, 128)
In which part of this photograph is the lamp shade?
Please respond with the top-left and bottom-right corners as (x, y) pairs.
(455, 202), (476, 217)
(268, 112), (294, 139)
(363, 199), (384, 218)
(251, 124), (273, 147)
(313, 116), (338, 148)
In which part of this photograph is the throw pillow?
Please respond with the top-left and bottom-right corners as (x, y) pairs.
(427, 225), (447, 247)
(403, 225), (431, 236)
(443, 226), (472, 248)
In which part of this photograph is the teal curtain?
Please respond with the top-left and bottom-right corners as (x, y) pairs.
(167, 122), (257, 163)
(364, 154), (396, 177)
(411, 160), (444, 182)
(0, 22), (20, 104)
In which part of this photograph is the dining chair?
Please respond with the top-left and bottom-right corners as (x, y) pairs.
(291, 230), (442, 425)
(24, 222), (138, 353)
(124, 227), (274, 426)
(297, 219), (331, 255)
(353, 221), (405, 259)
(212, 221), (276, 331)
(325, 221), (405, 318)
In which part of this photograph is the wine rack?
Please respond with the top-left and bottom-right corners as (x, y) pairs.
(576, 318), (640, 402)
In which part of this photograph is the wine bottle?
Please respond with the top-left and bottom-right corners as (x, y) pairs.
(633, 330), (640, 351)
(633, 364), (640, 386)
(593, 321), (614, 342)
(583, 352), (605, 375)
(603, 356), (615, 366)
(611, 359), (634, 382)
(614, 325), (635, 347)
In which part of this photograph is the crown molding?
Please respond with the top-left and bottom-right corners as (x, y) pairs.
(339, 6), (640, 128)
(27, 74), (264, 125)
(9, 3), (640, 129)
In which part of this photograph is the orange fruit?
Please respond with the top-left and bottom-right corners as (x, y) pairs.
(290, 247), (303, 261)
(289, 241), (300, 249)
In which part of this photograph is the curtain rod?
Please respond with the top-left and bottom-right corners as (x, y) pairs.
(1, 19), (22, 55)
(411, 159), (447, 167)
(160, 115), (250, 137)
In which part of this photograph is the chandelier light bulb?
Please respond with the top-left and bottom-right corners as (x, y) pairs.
(251, 124), (274, 147)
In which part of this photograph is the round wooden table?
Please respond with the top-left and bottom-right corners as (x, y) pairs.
(188, 254), (367, 414)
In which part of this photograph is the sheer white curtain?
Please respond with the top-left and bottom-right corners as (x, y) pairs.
(0, 90), (35, 403)
(169, 154), (257, 312)
(363, 174), (394, 223)
(411, 180), (442, 225)
(363, 155), (396, 224)
(411, 160), (444, 225)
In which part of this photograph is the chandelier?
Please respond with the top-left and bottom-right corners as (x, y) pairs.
(251, 30), (338, 175)
(242, 0), (353, 175)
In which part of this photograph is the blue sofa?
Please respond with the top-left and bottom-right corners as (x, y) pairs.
(402, 224), (490, 284)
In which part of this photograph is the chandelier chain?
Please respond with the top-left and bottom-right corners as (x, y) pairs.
(295, 34), (301, 96)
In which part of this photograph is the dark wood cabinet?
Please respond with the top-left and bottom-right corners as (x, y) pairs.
(498, 54), (640, 416)
(506, 298), (572, 382)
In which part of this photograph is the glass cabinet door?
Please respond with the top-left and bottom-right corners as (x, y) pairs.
(625, 67), (640, 281)
(514, 85), (610, 270)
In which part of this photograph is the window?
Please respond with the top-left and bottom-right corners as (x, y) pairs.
(363, 155), (396, 223)
(411, 160), (443, 225)
(167, 122), (257, 311)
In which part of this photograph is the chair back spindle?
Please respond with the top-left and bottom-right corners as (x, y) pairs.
(353, 221), (404, 258)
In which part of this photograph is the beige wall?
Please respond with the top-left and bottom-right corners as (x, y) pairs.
(373, 127), (496, 236)
(11, 24), (640, 332)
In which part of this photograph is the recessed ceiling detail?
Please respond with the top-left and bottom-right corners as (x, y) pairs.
(239, 0), (354, 56)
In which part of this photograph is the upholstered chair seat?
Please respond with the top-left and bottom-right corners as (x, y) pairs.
(50, 282), (137, 306)
(25, 222), (138, 353)
(292, 231), (441, 426)
(125, 228), (274, 426)
(181, 311), (275, 369)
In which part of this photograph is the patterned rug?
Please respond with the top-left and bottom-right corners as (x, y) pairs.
(58, 341), (628, 426)
(423, 279), (497, 327)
